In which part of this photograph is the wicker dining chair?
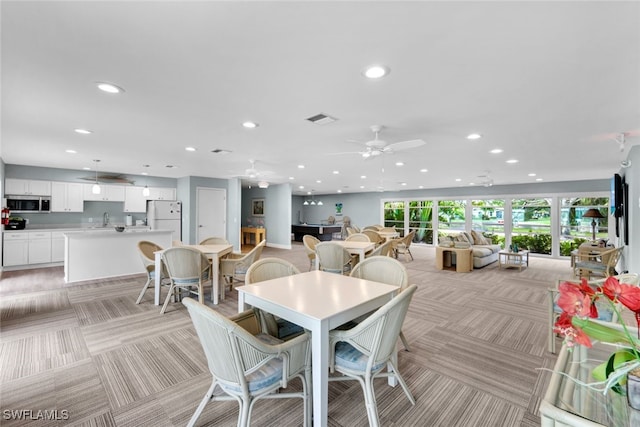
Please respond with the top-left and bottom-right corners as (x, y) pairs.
(198, 236), (230, 245)
(220, 240), (266, 298)
(302, 234), (320, 271)
(135, 240), (170, 304)
(328, 285), (417, 427)
(160, 246), (212, 314)
(315, 242), (353, 275)
(182, 297), (312, 427)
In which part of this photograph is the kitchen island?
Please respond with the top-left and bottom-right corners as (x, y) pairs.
(64, 229), (172, 283)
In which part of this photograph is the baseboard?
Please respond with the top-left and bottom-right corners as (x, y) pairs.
(266, 242), (291, 250)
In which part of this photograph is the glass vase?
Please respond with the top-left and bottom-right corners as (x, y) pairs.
(628, 368), (640, 410)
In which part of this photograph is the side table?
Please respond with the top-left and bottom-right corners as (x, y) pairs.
(436, 246), (473, 273)
(498, 250), (529, 271)
(241, 227), (266, 245)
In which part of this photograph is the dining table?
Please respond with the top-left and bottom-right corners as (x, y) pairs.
(318, 240), (376, 269)
(154, 243), (233, 305)
(236, 270), (398, 427)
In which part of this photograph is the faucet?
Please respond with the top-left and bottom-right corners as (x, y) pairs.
(103, 212), (109, 227)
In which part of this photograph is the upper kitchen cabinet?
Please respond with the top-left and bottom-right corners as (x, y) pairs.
(124, 186), (147, 212)
(51, 182), (84, 212)
(83, 184), (126, 202)
(147, 187), (176, 201)
(5, 179), (52, 196)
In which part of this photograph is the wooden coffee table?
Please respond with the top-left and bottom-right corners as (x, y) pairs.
(498, 250), (529, 271)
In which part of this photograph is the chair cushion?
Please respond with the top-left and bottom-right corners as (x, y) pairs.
(277, 320), (305, 339)
(553, 301), (614, 322)
(224, 333), (284, 393)
(334, 341), (385, 373)
(574, 261), (606, 271)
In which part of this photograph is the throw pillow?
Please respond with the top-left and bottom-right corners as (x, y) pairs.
(455, 233), (470, 243)
(471, 230), (489, 245)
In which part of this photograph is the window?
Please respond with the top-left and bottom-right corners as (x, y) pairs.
(438, 200), (466, 235)
(511, 198), (552, 255)
(384, 201), (405, 234)
(471, 199), (504, 246)
(409, 200), (434, 244)
(559, 197), (609, 255)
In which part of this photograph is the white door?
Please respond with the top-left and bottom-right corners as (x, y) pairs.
(196, 187), (226, 244)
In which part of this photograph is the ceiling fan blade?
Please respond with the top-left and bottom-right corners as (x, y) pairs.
(384, 139), (425, 152)
(326, 151), (364, 156)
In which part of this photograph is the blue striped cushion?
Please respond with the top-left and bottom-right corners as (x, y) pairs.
(224, 333), (284, 393)
(334, 341), (385, 372)
(575, 261), (606, 271)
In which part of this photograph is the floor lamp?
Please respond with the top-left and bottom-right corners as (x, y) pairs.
(582, 208), (604, 241)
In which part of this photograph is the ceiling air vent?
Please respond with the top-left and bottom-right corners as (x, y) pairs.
(306, 113), (337, 125)
(211, 149), (232, 154)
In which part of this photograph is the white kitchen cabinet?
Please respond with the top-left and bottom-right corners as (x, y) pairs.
(3, 232), (29, 266)
(28, 231), (52, 264)
(83, 184), (126, 202)
(124, 186), (147, 212)
(51, 182), (84, 212)
(147, 187), (176, 200)
(5, 178), (51, 196)
(51, 232), (65, 262)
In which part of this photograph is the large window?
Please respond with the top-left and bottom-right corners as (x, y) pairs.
(438, 200), (466, 234)
(409, 200), (434, 244)
(559, 197), (609, 256)
(383, 201), (405, 233)
(471, 199), (505, 246)
(511, 198), (552, 255)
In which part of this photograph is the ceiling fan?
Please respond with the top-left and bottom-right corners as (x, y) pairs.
(338, 125), (426, 159)
(240, 159), (273, 188)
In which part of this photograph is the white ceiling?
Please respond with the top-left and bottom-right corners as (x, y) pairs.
(2, 1), (639, 196)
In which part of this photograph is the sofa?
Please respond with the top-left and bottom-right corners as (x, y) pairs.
(440, 230), (502, 269)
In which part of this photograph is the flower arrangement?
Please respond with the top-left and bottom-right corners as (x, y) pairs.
(554, 276), (640, 395)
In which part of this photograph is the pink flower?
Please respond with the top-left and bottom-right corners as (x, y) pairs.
(601, 277), (640, 312)
(557, 281), (595, 318)
(554, 312), (593, 348)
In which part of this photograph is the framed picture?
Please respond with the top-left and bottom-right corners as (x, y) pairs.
(252, 199), (265, 216)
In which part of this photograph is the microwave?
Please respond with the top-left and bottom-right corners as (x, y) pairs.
(6, 195), (51, 213)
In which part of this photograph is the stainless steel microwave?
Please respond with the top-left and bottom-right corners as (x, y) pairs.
(6, 195), (51, 213)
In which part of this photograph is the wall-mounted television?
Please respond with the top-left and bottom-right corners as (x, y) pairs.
(611, 173), (623, 218)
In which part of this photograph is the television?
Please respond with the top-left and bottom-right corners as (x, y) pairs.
(611, 173), (623, 218)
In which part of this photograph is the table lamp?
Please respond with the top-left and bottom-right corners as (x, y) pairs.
(582, 208), (604, 241)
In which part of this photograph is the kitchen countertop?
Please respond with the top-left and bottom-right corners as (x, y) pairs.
(3, 225), (151, 233)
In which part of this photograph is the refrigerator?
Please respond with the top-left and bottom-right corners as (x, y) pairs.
(146, 200), (182, 242)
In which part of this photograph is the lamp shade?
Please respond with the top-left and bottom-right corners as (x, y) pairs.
(583, 208), (604, 219)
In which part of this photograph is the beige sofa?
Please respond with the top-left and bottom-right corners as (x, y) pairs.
(440, 231), (501, 269)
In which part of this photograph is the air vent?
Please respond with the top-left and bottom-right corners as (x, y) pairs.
(306, 113), (337, 125)
(211, 149), (232, 154)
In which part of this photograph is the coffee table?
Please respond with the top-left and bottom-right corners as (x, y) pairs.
(498, 249), (529, 271)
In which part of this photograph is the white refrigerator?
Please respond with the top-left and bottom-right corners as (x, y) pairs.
(146, 200), (182, 242)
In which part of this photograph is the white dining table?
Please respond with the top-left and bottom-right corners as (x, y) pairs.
(236, 270), (398, 427)
(154, 243), (233, 305)
(316, 240), (375, 270)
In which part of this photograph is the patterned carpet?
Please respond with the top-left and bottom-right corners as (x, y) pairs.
(0, 243), (570, 426)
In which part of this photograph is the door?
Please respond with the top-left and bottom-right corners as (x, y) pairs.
(197, 187), (226, 244)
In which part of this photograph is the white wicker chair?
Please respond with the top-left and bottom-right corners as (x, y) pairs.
(345, 233), (370, 242)
(328, 285), (417, 427)
(315, 242), (353, 275)
(182, 297), (312, 427)
(391, 230), (416, 261)
(365, 240), (393, 258)
(246, 258), (305, 340)
(135, 240), (170, 304)
(350, 256), (411, 351)
(199, 236), (230, 245)
(220, 240), (266, 298)
(160, 247), (212, 314)
(302, 235), (320, 271)
(362, 229), (383, 247)
(547, 273), (640, 353)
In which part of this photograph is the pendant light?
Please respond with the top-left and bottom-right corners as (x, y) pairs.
(92, 159), (101, 194)
(142, 165), (151, 197)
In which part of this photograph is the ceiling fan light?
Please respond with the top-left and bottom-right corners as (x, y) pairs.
(142, 185), (150, 197)
(258, 181), (269, 188)
(371, 150), (382, 157)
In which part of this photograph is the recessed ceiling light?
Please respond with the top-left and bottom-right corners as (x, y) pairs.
(65, 149), (77, 154)
(490, 148), (503, 154)
(419, 185), (424, 189)
(395, 162), (404, 166)
(455, 178), (462, 182)
(316, 180), (322, 183)
(400, 182), (407, 186)
(289, 176), (294, 180)
(360, 175), (367, 179)
(337, 189), (342, 193)
(528, 173), (537, 177)
(363, 65), (390, 79)
(242, 121), (258, 128)
(360, 185), (365, 189)
(333, 170), (339, 174)
(96, 82), (124, 94)
(469, 182), (476, 186)
(298, 165), (305, 169)
(74, 128), (92, 134)
(141, 172), (148, 176)
(82, 167), (91, 170)
(506, 159), (519, 164)
(536, 178), (543, 181)
(466, 133), (482, 140)
(185, 147), (197, 152)
(298, 185), (304, 189)
(420, 168), (428, 173)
